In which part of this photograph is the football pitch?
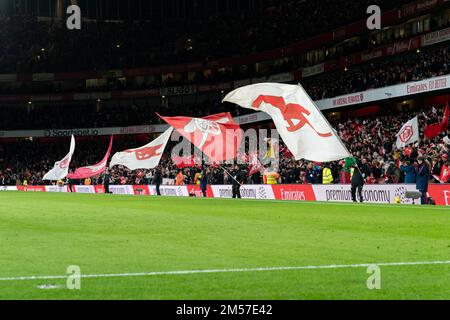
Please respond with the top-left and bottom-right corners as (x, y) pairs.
(0, 191), (449, 300)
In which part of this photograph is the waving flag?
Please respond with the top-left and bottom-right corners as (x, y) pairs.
(109, 128), (173, 170)
(424, 103), (449, 139)
(158, 114), (242, 163)
(396, 117), (419, 149)
(67, 136), (113, 179)
(43, 135), (76, 181)
(223, 83), (351, 161)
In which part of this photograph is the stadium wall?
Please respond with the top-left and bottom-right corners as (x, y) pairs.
(2, 184), (449, 206)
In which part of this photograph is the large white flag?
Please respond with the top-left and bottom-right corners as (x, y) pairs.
(109, 127), (173, 170)
(43, 135), (76, 181)
(223, 83), (351, 162)
(396, 116), (419, 149)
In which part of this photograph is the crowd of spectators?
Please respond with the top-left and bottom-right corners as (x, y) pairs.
(1, 104), (449, 187)
(0, 42), (448, 131)
(304, 46), (450, 100)
(0, 0), (414, 74)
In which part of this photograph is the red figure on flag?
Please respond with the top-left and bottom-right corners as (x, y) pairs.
(252, 95), (332, 137)
(125, 144), (163, 160)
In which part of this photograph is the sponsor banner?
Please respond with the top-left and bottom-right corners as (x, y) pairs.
(249, 73), (293, 85)
(148, 185), (190, 197)
(16, 186), (47, 192)
(428, 184), (450, 206)
(312, 184), (420, 204)
(7, 184), (448, 206)
(398, 0), (441, 19)
(233, 112), (271, 125)
(45, 186), (69, 192)
(271, 184), (316, 201)
(32, 73), (55, 81)
(422, 27), (450, 46)
(317, 74), (450, 110)
(73, 92), (112, 101)
(0, 124), (168, 138)
(360, 49), (383, 62)
(0, 186), (18, 191)
(267, 72), (294, 83)
(132, 185), (151, 195)
(73, 185), (96, 193)
(109, 185), (134, 195)
(302, 64), (325, 78)
(160, 86), (197, 96)
(210, 185), (275, 200)
(0, 74), (17, 82)
(163, 178), (175, 185)
(186, 185), (214, 197)
(198, 82), (232, 92)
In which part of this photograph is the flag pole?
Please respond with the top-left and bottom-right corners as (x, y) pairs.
(296, 83), (364, 175)
(219, 163), (243, 186)
(297, 82), (353, 158)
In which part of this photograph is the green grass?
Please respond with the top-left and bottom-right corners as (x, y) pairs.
(0, 191), (449, 300)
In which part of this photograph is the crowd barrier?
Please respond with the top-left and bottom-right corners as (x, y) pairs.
(2, 184), (449, 206)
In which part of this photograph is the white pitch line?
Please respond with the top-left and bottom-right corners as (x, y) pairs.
(1, 260), (450, 282)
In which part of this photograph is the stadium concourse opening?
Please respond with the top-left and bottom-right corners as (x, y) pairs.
(0, 0), (450, 305)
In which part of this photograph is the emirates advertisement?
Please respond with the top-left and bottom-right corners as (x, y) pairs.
(6, 184), (448, 205)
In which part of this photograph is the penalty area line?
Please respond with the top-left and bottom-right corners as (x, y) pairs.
(1, 260), (450, 282)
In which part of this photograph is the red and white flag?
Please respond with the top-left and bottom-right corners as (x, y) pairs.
(424, 103), (449, 139)
(43, 135), (76, 180)
(109, 128), (173, 170)
(67, 136), (113, 179)
(159, 114), (242, 163)
(395, 116), (419, 149)
(223, 83), (351, 161)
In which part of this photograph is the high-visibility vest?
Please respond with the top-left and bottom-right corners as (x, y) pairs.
(265, 172), (279, 185)
(175, 173), (184, 185)
(322, 167), (333, 184)
(195, 173), (202, 185)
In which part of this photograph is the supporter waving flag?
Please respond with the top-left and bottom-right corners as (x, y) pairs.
(43, 135), (76, 181)
(424, 103), (449, 139)
(109, 128), (173, 170)
(158, 114), (242, 163)
(223, 83), (351, 162)
(395, 117), (419, 149)
(67, 136), (113, 179)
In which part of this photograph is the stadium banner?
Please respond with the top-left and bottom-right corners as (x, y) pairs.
(0, 74), (17, 82)
(317, 74), (450, 110)
(312, 184), (420, 205)
(32, 73), (55, 81)
(6, 184), (449, 206)
(428, 184), (450, 206)
(0, 186), (18, 191)
(16, 185), (47, 192)
(271, 184), (316, 201)
(0, 124), (168, 138)
(160, 86), (197, 96)
(209, 185), (275, 200)
(422, 27), (450, 46)
(148, 185), (191, 197)
(45, 186), (69, 192)
(302, 63), (325, 78)
(73, 185), (96, 193)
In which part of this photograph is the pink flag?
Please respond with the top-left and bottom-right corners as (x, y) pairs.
(67, 136), (113, 179)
